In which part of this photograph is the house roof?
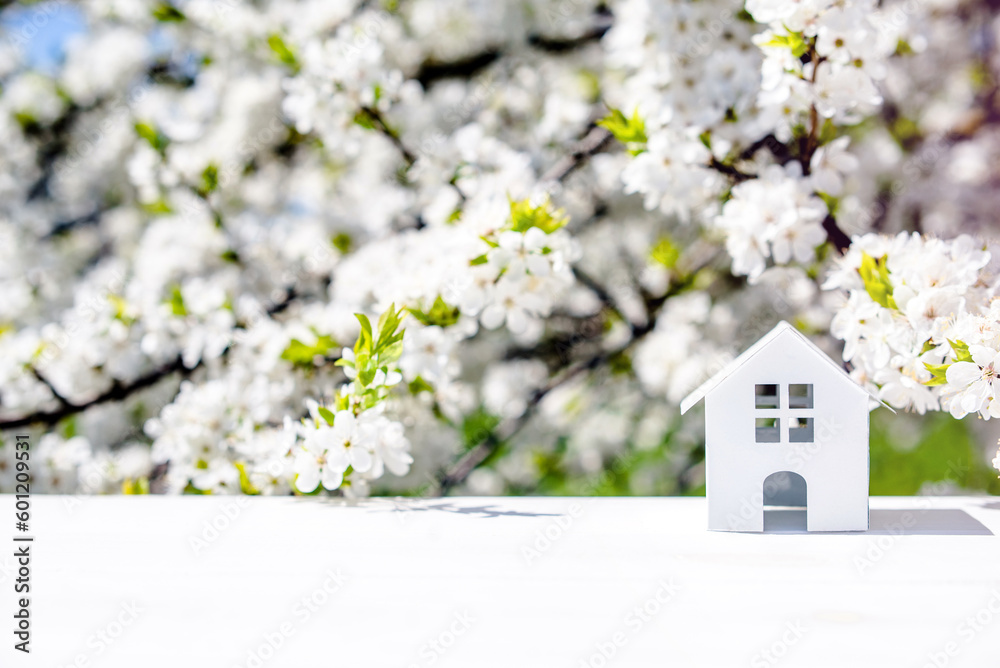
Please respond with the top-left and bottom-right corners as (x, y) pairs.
(679, 321), (891, 415)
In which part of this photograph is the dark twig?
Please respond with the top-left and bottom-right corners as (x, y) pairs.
(29, 367), (73, 406)
(738, 133), (794, 164)
(527, 19), (613, 53)
(358, 106), (416, 166)
(1, 357), (191, 431)
(415, 8), (612, 88)
(822, 214), (851, 254)
(707, 157), (754, 182)
(571, 265), (632, 331)
(415, 51), (503, 89)
(44, 208), (104, 239)
(541, 126), (614, 183)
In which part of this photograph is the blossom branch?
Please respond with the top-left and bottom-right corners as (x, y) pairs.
(433, 250), (718, 496)
(0, 356), (192, 431)
(0, 289), (300, 432)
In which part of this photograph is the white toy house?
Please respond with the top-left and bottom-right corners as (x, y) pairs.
(681, 321), (886, 532)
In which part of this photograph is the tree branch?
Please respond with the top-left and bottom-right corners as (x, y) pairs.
(0, 289), (300, 432)
(526, 8), (613, 53)
(0, 357), (191, 431)
(570, 265), (631, 329)
(738, 133), (793, 164)
(29, 367), (73, 407)
(541, 126), (614, 183)
(822, 214), (851, 254)
(707, 157), (754, 182)
(358, 106), (416, 166)
(415, 51), (503, 89)
(414, 10), (612, 88)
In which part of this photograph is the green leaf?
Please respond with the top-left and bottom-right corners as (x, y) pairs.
(122, 477), (150, 494)
(380, 339), (404, 364)
(199, 164), (219, 196)
(60, 415), (79, 439)
(462, 407), (500, 450)
(858, 252), (897, 310)
(608, 349), (633, 376)
(376, 304), (402, 351)
(359, 367), (377, 387)
(234, 461), (259, 495)
(948, 339), (974, 364)
(108, 294), (135, 325)
(817, 118), (838, 146)
(333, 391), (351, 412)
(508, 197), (568, 234)
(317, 406), (336, 426)
(135, 121), (168, 154)
(152, 3), (186, 22)
(352, 108), (377, 130)
(267, 33), (300, 72)
(354, 314), (373, 355)
(649, 236), (681, 269)
(409, 376), (435, 395)
(14, 111), (40, 134)
(894, 38), (914, 56)
(281, 334), (336, 368)
(167, 285), (187, 316)
(407, 295), (460, 328)
(923, 362), (951, 386)
(891, 116), (921, 145)
(141, 198), (173, 215)
(332, 232), (352, 254)
(761, 30), (809, 58)
(469, 254), (489, 266)
(597, 107), (647, 155)
(816, 191), (839, 216)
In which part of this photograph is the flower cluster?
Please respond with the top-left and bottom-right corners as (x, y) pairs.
(463, 197), (579, 339)
(285, 305), (412, 496)
(750, 0), (896, 130)
(714, 163), (828, 281)
(826, 233), (998, 421)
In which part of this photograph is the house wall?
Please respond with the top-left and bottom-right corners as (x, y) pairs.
(704, 332), (870, 532)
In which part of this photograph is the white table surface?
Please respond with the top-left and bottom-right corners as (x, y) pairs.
(3, 495), (1000, 667)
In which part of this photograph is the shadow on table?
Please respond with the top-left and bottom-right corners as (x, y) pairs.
(762, 508), (993, 535)
(366, 500), (564, 519)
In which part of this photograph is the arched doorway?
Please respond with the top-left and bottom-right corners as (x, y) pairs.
(763, 471), (807, 532)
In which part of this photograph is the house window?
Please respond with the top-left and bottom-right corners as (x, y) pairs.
(788, 417), (814, 442)
(789, 384), (813, 409)
(754, 383), (815, 443)
(755, 384), (779, 409)
(755, 417), (780, 443)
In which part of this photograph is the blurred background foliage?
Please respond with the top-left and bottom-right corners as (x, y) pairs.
(436, 407), (1000, 497)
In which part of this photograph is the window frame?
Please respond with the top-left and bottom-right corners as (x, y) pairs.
(753, 383), (815, 444)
